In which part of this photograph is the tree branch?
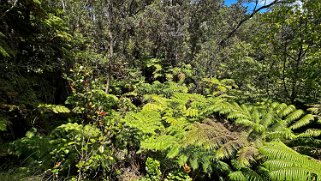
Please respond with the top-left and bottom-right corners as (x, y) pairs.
(219, 0), (284, 46)
(1, 0), (19, 19)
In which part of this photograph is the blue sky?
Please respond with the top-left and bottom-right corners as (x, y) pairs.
(224, 0), (271, 12)
(224, 0), (256, 12)
(224, 0), (238, 6)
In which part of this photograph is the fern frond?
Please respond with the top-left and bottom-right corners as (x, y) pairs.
(178, 154), (189, 166)
(142, 103), (164, 112)
(141, 134), (180, 151)
(163, 115), (189, 128)
(201, 155), (212, 173)
(229, 168), (265, 181)
(278, 104), (296, 117)
(270, 102), (280, 109)
(308, 107), (320, 115)
(184, 121), (229, 149)
(261, 108), (274, 127)
(307, 102), (321, 116)
(184, 120), (246, 151)
(252, 109), (261, 124)
(289, 114), (315, 130)
(227, 112), (249, 120)
(181, 147), (216, 171)
(38, 104), (70, 114)
(285, 109), (304, 124)
(260, 142), (301, 161)
(189, 155), (199, 170)
(265, 129), (295, 140)
(199, 98), (228, 116)
(234, 118), (255, 127)
(229, 171), (247, 181)
(166, 144), (181, 158)
(184, 108), (199, 117)
(124, 110), (163, 134)
(240, 104), (252, 118)
(215, 140), (246, 159)
(144, 94), (168, 107)
(268, 168), (318, 181)
(297, 129), (321, 138)
(260, 141), (321, 180)
(263, 160), (296, 170)
(236, 146), (259, 167)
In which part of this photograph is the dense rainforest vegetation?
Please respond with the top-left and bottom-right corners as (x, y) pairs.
(1, 0), (321, 180)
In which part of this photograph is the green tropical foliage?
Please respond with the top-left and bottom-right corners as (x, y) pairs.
(1, 0), (321, 180)
(261, 142), (321, 181)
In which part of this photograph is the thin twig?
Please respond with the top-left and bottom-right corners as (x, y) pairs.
(1, 0), (19, 19)
(219, 0), (284, 46)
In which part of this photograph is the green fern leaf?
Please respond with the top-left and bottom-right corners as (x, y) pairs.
(142, 103), (164, 112)
(236, 146), (259, 167)
(279, 105), (296, 117)
(167, 145), (181, 158)
(265, 130), (295, 140)
(289, 114), (315, 130)
(215, 140), (245, 159)
(234, 118), (255, 127)
(297, 129), (321, 138)
(38, 104), (70, 113)
(261, 108), (274, 127)
(178, 154), (189, 166)
(269, 168), (317, 181)
(190, 156), (199, 170)
(184, 108), (199, 117)
(285, 109), (304, 124)
(261, 142), (321, 180)
(229, 171), (247, 181)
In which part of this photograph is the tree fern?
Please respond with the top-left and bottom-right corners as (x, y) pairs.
(123, 91), (240, 176)
(284, 109), (304, 124)
(141, 134), (181, 153)
(261, 107), (274, 127)
(288, 138), (321, 159)
(183, 120), (247, 151)
(178, 147), (231, 174)
(297, 129), (321, 138)
(229, 168), (265, 181)
(202, 101), (320, 142)
(235, 146), (259, 167)
(289, 114), (315, 130)
(260, 142), (321, 181)
(181, 120), (257, 172)
(307, 101), (321, 120)
(122, 85), (321, 179)
(277, 104), (296, 117)
(143, 94), (168, 108)
(229, 171), (247, 181)
(123, 110), (163, 135)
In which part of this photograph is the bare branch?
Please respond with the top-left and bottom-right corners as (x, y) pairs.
(219, 0), (285, 46)
(1, 0), (19, 19)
